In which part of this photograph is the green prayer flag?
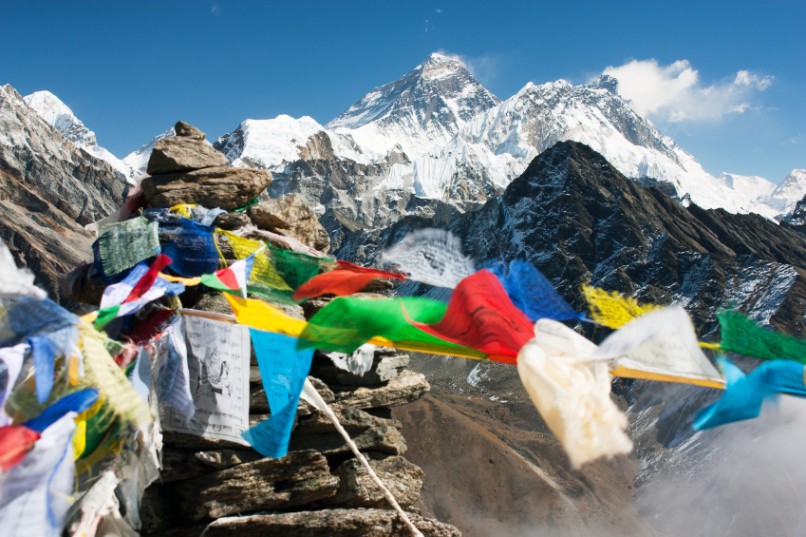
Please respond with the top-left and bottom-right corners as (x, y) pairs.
(298, 295), (485, 359)
(718, 310), (806, 363)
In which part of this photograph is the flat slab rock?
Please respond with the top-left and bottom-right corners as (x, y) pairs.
(142, 166), (271, 210)
(172, 449), (338, 521)
(334, 369), (430, 410)
(322, 455), (424, 509)
(146, 136), (228, 175)
(200, 508), (462, 537)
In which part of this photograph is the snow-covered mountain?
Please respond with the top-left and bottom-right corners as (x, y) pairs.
(207, 53), (804, 224)
(23, 90), (133, 182)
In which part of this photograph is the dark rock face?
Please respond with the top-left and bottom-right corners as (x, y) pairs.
(146, 136), (229, 175)
(0, 84), (126, 302)
(249, 195), (331, 252)
(141, 166), (272, 210)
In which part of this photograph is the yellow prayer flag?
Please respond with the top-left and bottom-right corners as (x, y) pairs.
(582, 285), (660, 329)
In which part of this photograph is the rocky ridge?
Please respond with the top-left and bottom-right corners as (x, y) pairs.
(0, 84), (127, 302)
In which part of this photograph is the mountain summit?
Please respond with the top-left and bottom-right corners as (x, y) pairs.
(327, 52), (500, 158)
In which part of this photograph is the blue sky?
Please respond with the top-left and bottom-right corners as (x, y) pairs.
(2, 0), (803, 182)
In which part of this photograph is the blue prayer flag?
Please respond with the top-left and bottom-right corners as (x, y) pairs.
(244, 330), (314, 458)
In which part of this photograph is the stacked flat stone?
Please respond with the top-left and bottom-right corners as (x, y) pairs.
(141, 121), (272, 211)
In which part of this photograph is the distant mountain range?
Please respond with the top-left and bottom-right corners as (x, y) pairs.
(20, 53), (806, 225)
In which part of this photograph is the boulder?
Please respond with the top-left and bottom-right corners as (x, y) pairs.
(171, 450), (339, 521)
(146, 136), (229, 175)
(248, 195), (330, 252)
(200, 508), (462, 537)
(141, 166), (271, 210)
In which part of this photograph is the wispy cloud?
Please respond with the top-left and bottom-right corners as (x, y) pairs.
(210, 3), (222, 16)
(451, 52), (505, 88)
(602, 59), (773, 123)
(424, 18), (431, 33)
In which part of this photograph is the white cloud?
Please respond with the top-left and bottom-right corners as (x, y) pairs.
(602, 59), (773, 123)
(210, 3), (222, 16)
(455, 52), (504, 87)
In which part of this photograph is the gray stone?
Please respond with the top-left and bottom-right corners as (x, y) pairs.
(160, 447), (262, 483)
(290, 407), (407, 458)
(200, 508), (462, 537)
(334, 370), (429, 410)
(174, 121), (206, 140)
(142, 166), (271, 210)
(324, 456), (424, 509)
(311, 350), (410, 387)
(146, 136), (228, 175)
(248, 195), (330, 252)
(212, 212), (251, 230)
(173, 450), (338, 521)
(161, 430), (250, 452)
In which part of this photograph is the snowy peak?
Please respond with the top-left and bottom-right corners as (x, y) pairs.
(763, 169), (806, 216)
(327, 52), (500, 146)
(24, 90), (97, 146)
(23, 89), (133, 181)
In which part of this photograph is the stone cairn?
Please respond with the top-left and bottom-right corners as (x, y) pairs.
(119, 122), (460, 536)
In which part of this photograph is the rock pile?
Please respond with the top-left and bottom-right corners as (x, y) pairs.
(71, 122), (458, 536)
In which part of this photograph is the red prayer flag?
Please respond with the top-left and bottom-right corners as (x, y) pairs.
(125, 254), (172, 303)
(293, 260), (405, 301)
(407, 270), (534, 363)
(0, 425), (41, 471)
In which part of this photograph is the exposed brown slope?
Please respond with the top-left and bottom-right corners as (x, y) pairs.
(394, 393), (650, 537)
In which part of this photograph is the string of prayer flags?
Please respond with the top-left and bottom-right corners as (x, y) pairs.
(0, 241), (46, 299)
(406, 270), (534, 363)
(380, 228), (475, 288)
(0, 413), (77, 537)
(596, 307), (725, 389)
(170, 203), (226, 226)
(298, 295), (487, 360)
(200, 252), (256, 298)
(582, 285), (660, 329)
(292, 260), (405, 301)
(242, 330), (314, 458)
(517, 321), (632, 468)
(487, 260), (584, 322)
(718, 310), (806, 363)
(0, 425), (40, 471)
(161, 219), (220, 277)
(95, 216), (161, 279)
(95, 254), (183, 330)
(693, 357), (806, 430)
(0, 344), (26, 425)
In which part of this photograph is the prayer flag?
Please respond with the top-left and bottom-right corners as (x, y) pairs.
(718, 310), (806, 363)
(693, 358), (806, 430)
(24, 389), (99, 433)
(380, 228), (475, 288)
(0, 344), (26, 426)
(488, 260), (584, 322)
(242, 330), (314, 458)
(407, 270), (534, 362)
(0, 425), (40, 471)
(596, 307), (724, 389)
(517, 322), (632, 468)
(95, 255), (183, 330)
(292, 260), (404, 301)
(0, 413), (76, 537)
(200, 254), (256, 298)
(95, 216), (160, 279)
(582, 285), (660, 329)
(161, 219), (220, 277)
